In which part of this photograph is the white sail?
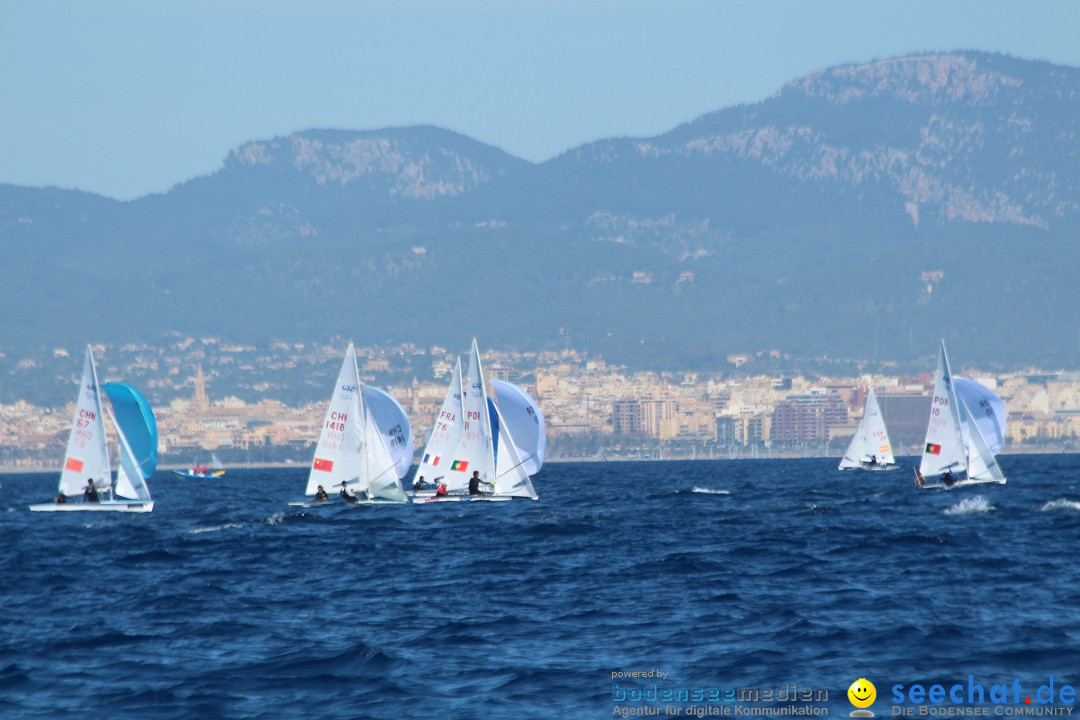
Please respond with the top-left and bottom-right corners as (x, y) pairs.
(59, 347), (112, 496)
(839, 387), (895, 470)
(919, 341), (969, 478)
(360, 404), (407, 502)
(960, 397), (1007, 483)
(954, 378), (1007, 455)
(305, 344), (365, 495)
(361, 385), (414, 479)
(444, 339), (495, 492)
(414, 359), (465, 486)
(490, 379), (546, 475)
(492, 401), (539, 499)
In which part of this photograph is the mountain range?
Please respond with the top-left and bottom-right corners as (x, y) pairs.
(3, 51), (1079, 369)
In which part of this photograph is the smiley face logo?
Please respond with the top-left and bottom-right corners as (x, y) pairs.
(848, 678), (876, 716)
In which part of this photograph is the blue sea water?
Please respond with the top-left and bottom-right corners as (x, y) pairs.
(2, 456), (1079, 719)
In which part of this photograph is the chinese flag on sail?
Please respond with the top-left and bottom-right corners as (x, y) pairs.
(313, 458), (334, 472)
(925, 443), (942, 455)
(65, 457), (84, 472)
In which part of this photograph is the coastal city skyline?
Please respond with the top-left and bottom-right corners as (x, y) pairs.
(3, 336), (1078, 471)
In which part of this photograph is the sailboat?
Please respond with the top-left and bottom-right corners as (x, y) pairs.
(915, 340), (1007, 489)
(30, 347), (158, 512)
(838, 387), (898, 471)
(416, 339), (542, 501)
(294, 343), (411, 505)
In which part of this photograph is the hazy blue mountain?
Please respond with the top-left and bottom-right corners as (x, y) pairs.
(3, 52), (1078, 368)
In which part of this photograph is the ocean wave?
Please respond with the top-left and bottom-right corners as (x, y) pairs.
(189, 522), (245, 535)
(691, 487), (730, 495)
(1040, 498), (1080, 512)
(944, 496), (994, 515)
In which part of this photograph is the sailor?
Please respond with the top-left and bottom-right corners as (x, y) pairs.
(55, 492), (67, 504)
(339, 481), (359, 504)
(914, 470), (927, 489)
(434, 483), (449, 498)
(413, 475), (427, 492)
(942, 470), (958, 488)
(869, 454), (877, 466)
(468, 471), (485, 496)
(84, 478), (99, 503)
(314, 485), (329, 502)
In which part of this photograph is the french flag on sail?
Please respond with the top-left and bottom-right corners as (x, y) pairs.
(424, 454), (440, 466)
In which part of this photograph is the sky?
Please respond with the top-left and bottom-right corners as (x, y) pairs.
(2, 0), (1079, 200)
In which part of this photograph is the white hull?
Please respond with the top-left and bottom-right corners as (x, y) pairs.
(922, 479), (1008, 490)
(839, 463), (900, 472)
(30, 501), (154, 513)
(289, 498), (410, 507)
(419, 495), (514, 503)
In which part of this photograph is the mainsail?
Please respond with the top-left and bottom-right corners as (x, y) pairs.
(443, 339), (495, 492)
(58, 347), (112, 496)
(305, 343), (365, 495)
(414, 359), (465, 486)
(919, 341), (968, 478)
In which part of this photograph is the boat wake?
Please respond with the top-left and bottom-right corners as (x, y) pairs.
(691, 487), (730, 495)
(944, 496), (994, 516)
(1040, 498), (1080, 512)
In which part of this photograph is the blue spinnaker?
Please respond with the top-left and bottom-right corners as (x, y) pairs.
(103, 383), (158, 478)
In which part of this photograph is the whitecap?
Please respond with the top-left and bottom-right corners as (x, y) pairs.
(691, 487), (730, 495)
(1040, 498), (1080, 512)
(944, 496), (994, 515)
(189, 522), (244, 535)
(264, 512), (286, 525)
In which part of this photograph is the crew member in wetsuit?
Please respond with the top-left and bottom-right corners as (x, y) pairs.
(314, 485), (329, 502)
(468, 471), (485, 496)
(868, 454), (877, 466)
(55, 492), (67, 504)
(413, 475), (427, 492)
(434, 483), (448, 498)
(84, 479), (99, 503)
(340, 481), (359, 504)
(942, 470), (958, 488)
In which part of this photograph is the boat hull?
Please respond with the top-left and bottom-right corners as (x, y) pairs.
(420, 495), (515, 503)
(288, 498), (410, 507)
(172, 470), (225, 479)
(29, 501), (154, 513)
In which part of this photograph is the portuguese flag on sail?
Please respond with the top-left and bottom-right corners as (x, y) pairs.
(450, 460), (469, 472)
(925, 443), (942, 455)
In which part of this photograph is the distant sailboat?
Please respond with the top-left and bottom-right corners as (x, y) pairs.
(296, 343), (411, 505)
(30, 347), (158, 512)
(915, 340), (1007, 489)
(838, 387), (898, 471)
